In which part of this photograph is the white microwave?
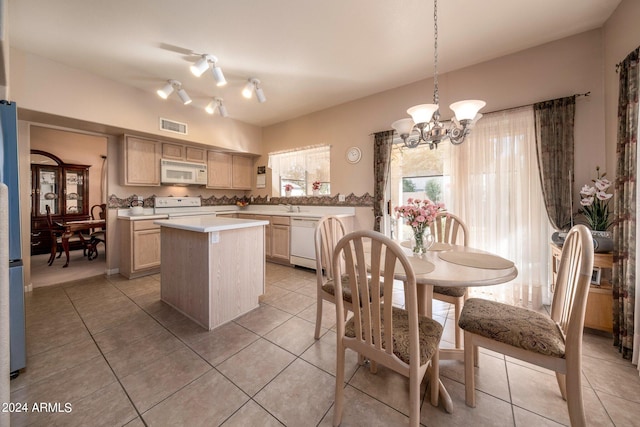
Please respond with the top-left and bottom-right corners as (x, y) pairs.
(160, 159), (207, 185)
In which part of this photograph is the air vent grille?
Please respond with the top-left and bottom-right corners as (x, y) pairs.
(159, 117), (188, 135)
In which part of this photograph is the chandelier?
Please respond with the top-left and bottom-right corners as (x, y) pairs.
(391, 0), (485, 149)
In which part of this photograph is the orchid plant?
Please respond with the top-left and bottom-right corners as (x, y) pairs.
(578, 166), (613, 231)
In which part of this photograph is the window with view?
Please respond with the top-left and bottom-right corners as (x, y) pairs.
(389, 140), (450, 241)
(268, 145), (331, 196)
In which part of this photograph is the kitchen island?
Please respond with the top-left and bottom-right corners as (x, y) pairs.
(154, 216), (269, 330)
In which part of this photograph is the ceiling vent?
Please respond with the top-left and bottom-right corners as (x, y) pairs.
(159, 117), (188, 135)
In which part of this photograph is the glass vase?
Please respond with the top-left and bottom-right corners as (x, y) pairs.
(412, 227), (434, 254)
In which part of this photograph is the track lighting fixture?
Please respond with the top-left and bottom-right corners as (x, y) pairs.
(205, 97), (228, 117)
(242, 78), (266, 103)
(190, 54), (227, 86)
(157, 80), (191, 105)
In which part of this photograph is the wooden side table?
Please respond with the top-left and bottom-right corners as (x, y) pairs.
(550, 243), (613, 333)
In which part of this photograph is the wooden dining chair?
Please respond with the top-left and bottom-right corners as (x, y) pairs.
(45, 204), (89, 265)
(314, 215), (348, 339)
(429, 212), (469, 348)
(332, 230), (443, 427)
(458, 224), (593, 427)
(87, 203), (106, 259)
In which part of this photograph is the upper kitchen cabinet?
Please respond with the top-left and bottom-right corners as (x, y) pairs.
(121, 135), (161, 186)
(207, 152), (254, 190)
(162, 142), (206, 163)
(30, 150), (90, 254)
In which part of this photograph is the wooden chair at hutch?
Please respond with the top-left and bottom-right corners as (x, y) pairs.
(86, 203), (107, 260)
(45, 204), (90, 266)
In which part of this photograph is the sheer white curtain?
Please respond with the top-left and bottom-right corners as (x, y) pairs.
(445, 106), (552, 308)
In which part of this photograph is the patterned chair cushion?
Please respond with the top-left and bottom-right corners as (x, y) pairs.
(345, 306), (443, 365)
(322, 276), (384, 304)
(433, 285), (467, 298)
(458, 298), (565, 358)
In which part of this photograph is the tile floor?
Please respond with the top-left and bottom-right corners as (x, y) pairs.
(10, 263), (640, 426)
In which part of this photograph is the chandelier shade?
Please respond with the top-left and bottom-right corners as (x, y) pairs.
(391, 0), (484, 148)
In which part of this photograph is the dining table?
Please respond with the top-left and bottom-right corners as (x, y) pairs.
(55, 219), (106, 268)
(367, 240), (518, 413)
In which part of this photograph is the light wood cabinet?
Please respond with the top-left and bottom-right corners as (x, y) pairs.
(185, 147), (206, 163)
(550, 243), (613, 332)
(232, 155), (253, 189)
(271, 216), (290, 262)
(120, 218), (162, 278)
(206, 151), (253, 189)
(207, 151), (232, 188)
(162, 143), (206, 163)
(122, 135), (161, 186)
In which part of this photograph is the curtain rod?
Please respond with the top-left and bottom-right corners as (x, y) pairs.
(479, 91), (590, 116)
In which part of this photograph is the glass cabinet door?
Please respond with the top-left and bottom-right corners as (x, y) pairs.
(38, 167), (60, 215)
(64, 168), (85, 215)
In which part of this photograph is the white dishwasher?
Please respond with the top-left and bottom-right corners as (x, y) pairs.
(290, 217), (319, 269)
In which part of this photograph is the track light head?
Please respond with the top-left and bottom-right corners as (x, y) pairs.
(216, 98), (229, 117)
(177, 88), (192, 105)
(242, 79), (255, 99)
(211, 64), (227, 86)
(255, 86), (266, 103)
(157, 80), (176, 99)
(205, 100), (216, 115)
(190, 55), (210, 77)
(205, 97), (228, 117)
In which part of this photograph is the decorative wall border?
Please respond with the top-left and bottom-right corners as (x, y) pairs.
(108, 192), (374, 209)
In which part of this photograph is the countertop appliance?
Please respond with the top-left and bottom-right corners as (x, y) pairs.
(290, 216), (319, 269)
(160, 159), (207, 186)
(0, 101), (26, 378)
(153, 196), (219, 218)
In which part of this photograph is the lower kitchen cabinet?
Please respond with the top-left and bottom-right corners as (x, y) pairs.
(237, 214), (290, 264)
(120, 218), (161, 278)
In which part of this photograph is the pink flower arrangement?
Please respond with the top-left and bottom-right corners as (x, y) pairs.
(394, 198), (445, 236)
(312, 180), (321, 191)
(284, 184), (293, 192)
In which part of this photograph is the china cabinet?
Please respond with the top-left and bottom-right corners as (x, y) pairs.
(30, 150), (91, 255)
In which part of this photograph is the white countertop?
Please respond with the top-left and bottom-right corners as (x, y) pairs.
(154, 217), (269, 233)
(118, 205), (355, 220)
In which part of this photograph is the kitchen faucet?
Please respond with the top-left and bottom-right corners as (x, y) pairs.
(279, 203), (294, 212)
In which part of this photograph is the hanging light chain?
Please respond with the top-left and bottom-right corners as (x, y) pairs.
(432, 0), (439, 105)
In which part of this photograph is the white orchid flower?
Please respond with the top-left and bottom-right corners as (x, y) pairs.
(595, 178), (612, 191)
(580, 185), (596, 196)
(580, 196), (594, 206)
(596, 191), (613, 201)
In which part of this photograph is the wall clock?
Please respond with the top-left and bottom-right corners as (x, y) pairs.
(346, 146), (362, 164)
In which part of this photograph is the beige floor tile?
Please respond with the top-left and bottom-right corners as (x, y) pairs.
(265, 290), (316, 315)
(123, 417), (146, 427)
(145, 300), (191, 326)
(260, 283), (293, 304)
(300, 330), (360, 379)
(112, 274), (160, 297)
(119, 346), (212, 412)
(78, 299), (144, 334)
(10, 356), (117, 426)
(420, 377), (514, 426)
(347, 363), (422, 416)
(11, 337), (101, 392)
(104, 329), (185, 378)
(272, 274), (312, 291)
(221, 400), (283, 426)
(189, 321), (259, 366)
(142, 370), (248, 427)
(92, 310), (166, 353)
(512, 406), (565, 426)
(163, 315), (222, 345)
(319, 384), (410, 426)
(63, 279), (123, 302)
(233, 304), (293, 336)
(217, 338), (296, 396)
(294, 282), (318, 298)
(254, 358), (335, 427)
(26, 316), (91, 357)
(296, 299), (337, 332)
(440, 351), (510, 402)
(596, 390), (640, 426)
(582, 353), (640, 401)
(264, 316), (318, 355)
(18, 381), (138, 427)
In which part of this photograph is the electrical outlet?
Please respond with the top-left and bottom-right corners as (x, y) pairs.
(338, 194), (346, 202)
(267, 196), (270, 202)
(250, 196), (254, 202)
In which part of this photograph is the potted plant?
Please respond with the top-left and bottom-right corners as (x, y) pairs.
(312, 180), (321, 196)
(578, 166), (613, 236)
(284, 183), (293, 197)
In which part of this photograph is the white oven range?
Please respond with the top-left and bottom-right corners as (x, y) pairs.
(153, 196), (219, 218)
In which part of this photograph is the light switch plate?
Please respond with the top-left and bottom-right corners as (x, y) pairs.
(210, 232), (220, 244)
(338, 194), (346, 202)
